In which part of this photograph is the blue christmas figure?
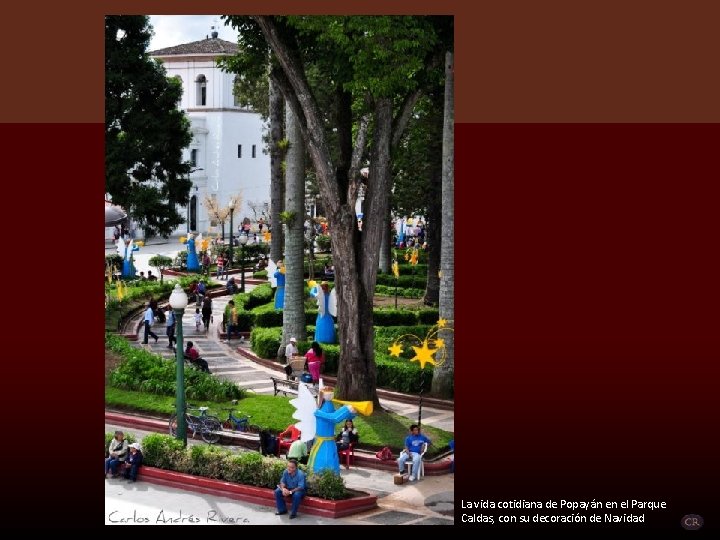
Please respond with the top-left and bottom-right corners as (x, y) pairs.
(185, 232), (201, 272)
(269, 259), (286, 309)
(315, 282), (337, 344)
(290, 383), (371, 475)
(117, 237), (138, 279)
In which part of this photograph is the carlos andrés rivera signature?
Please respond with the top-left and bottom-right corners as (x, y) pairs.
(107, 509), (250, 524)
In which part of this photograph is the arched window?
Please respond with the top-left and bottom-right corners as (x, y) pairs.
(195, 74), (207, 106)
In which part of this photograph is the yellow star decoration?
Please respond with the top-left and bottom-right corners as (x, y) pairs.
(434, 338), (445, 349)
(437, 318), (448, 328)
(411, 339), (438, 369)
(388, 342), (403, 357)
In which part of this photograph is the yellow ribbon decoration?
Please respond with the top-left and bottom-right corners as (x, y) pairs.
(306, 436), (334, 471)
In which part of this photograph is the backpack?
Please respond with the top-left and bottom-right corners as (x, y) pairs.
(259, 430), (277, 456)
(375, 446), (393, 461)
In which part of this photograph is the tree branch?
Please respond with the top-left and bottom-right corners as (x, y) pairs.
(391, 90), (421, 149)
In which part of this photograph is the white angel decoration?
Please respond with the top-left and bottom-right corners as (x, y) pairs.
(267, 259), (285, 309)
(315, 281), (337, 343)
(290, 380), (370, 475)
(116, 236), (138, 279)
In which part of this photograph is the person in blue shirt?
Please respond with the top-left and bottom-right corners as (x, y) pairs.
(397, 424), (431, 482)
(274, 458), (306, 519)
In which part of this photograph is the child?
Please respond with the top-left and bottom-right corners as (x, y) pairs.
(195, 308), (202, 331)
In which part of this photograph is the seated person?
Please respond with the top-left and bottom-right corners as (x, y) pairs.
(323, 263), (334, 279)
(287, 439), (308, 465)
(122, 443), (144, 482)
(274, 459), (306, 519)
(105, 430), (128, 478)
(397, 424), (431, 482)
(184, 341), (210, 373)
(336, 419), (359, 451)
(226, 277), (239, 295)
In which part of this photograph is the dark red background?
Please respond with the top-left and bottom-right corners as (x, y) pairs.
(1, 1), (720, 531)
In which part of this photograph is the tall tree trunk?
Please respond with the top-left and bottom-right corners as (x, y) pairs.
(255, 17), (392, 403)
(334, 98), (392, 404)
(278, 104), (306, 358)
(424, 96), (444, 306)
(379, 209), (391, 273)
(432, 52), (454, 398)
(269, 78), (285, 263)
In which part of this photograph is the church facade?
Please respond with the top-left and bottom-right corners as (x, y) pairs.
(149, 33), (270, 237)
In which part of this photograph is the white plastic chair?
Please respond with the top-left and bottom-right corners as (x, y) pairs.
(405, 442), (428, 479)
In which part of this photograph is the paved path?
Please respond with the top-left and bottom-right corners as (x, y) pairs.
(135, 276), (454, 433)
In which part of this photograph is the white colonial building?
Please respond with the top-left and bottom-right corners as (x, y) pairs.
(149, 32), (270, 237)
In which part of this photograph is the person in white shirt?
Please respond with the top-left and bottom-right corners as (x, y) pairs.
(142, 303), (158, 344)
(285, 337), (298, 360)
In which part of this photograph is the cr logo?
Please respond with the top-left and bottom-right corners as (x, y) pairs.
(681, 515), (703, 531)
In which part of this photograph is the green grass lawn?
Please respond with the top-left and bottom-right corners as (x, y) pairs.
(106, 386), (453, 457)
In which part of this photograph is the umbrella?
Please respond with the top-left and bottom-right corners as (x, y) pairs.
(105, 201), (127, 227)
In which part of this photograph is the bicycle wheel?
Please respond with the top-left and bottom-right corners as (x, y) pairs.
(246, 424), (262, 434)
(201, 418), (222, 444)
(168, 414), (178, 437)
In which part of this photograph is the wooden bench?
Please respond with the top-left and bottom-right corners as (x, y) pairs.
(270, 376), (318, 398)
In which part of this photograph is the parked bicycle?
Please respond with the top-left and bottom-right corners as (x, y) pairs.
(169, 405), (222, 444)
(220, 408), (261, 433)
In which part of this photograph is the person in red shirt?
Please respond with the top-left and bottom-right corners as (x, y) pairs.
(184, 341), (210, 373)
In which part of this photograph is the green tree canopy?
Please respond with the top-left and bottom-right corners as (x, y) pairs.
(105, 15), (193, 238)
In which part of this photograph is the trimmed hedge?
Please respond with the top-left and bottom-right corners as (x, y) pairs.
(137, 433), (349, 500)
(375, 285), (424, 298)
(106, 334), (243, 401)
(376, 353), (435, 393)
(376, 274), (426, 288)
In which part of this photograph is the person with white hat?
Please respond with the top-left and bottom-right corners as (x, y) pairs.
(122, 442), (144, 482)
(285, 337), (298, 362)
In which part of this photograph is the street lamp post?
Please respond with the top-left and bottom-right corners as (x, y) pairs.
(227, 197), (237, 268)
(239, 234), (248, 292)
(169, 284), (189, 445)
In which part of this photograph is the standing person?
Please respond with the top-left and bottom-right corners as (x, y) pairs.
(222, 250), (231, 280)
(285, 337), (299, 362)
(196, 280), (206, 307)
(216, 253), (225, 280)
(226, 300), (239, 342)
(202, 252), (211, 277)
(201, 295), (213, 332)
(142, 302), (158, 344)
(122, 443), (144, 482)
(274, 459), (306, 519)
(396, 424), (431, 482)
(165, 306), (176, 349)
(105, 431), (128, 478)
(304, 341), (324, 384)
(194, 308), (202, 332)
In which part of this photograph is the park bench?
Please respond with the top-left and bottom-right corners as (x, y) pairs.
(270, 376), (317, 398)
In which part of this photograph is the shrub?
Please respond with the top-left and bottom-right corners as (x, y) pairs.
(251, 327), (283, 358)
(316, 234), (331, 251)
(254, 310), (283, 328)
(253, 270), (268, 279)
(224, 452), (265, 485)
(372, 309), (419, 326)
(189, 444), (227, 479)
(375, 353), (434, 393)
(105, 254), (123, 269)
(416, 308), (440, 325)
(376, 274), (426, 288)
(306, 470), (349, 500)
(106, 334), (243, 401)
(141, 433), (186, 470)
(244, 283), (274, 310)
